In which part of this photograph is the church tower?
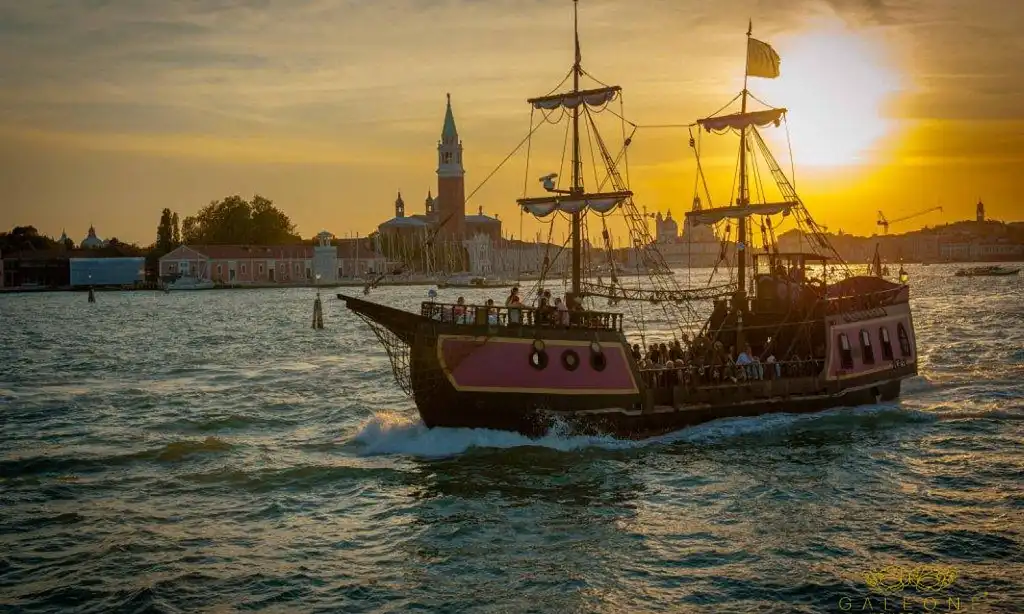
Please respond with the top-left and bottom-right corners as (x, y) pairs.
(395, 191), (405, 218)
(436, 93), (465, 238)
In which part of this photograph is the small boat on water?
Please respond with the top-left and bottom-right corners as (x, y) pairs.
(166, 276), (215, 290)
(440, 275), (514, 289)
(954, 265), (1020, 277)
(340, 2), (919, 439)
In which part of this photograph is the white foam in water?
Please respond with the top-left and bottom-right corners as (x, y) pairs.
(353, 410), (637, 458)
(351, 404), (912, 458)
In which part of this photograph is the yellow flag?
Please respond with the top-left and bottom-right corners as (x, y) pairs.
(746, 37), (781, 78)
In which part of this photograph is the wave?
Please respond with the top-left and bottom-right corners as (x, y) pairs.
(149, 436), (233, 462)
(0, 437), (234, 479)
(348, 404), (931, 459)
(154, 413), (296, 433)
(351, 410), (636, 458)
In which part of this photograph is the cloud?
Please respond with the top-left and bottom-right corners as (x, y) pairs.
(1, 0), (1023, 241)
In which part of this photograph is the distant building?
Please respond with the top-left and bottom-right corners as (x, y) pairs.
(158, 237), (386, 283)
(80, 225), (105, 249)
(69, 258), (144, 287)
(465, 206), (501, 242)
(375, 94), (504, 274)
(1, 247), (142, 288)
(643, 203), (725, 267)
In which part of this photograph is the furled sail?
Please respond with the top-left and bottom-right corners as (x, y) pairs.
(528, 85), (621, 110)
(697, 107), (787, 132)
(685, 201), (796, 226)
(518, 190), (633, 218)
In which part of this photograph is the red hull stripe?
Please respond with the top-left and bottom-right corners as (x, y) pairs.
(437, 335), (639, 395)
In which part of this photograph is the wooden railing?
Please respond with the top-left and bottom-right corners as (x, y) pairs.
(420, 301), (624, 332)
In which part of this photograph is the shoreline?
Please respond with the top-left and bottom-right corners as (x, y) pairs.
(1, 261), (1019, 294)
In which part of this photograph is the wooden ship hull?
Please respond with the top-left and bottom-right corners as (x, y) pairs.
(340, 287), (917, 439)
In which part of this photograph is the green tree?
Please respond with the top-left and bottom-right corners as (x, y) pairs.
(156, 208), (174, 253)
(171, 212), (180, 246)
(180, 194), (299, 245)
(181, 215), (200, 244)
(0, 226), (57, 252)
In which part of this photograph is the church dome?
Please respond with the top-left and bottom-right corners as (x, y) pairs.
(81, 225), (104, 248)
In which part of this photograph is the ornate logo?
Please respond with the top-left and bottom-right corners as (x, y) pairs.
(863, 564), (958, 594)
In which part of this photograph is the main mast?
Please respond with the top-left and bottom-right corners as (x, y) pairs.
(737, 21), (751, 307)
(570, 0), (583, 298)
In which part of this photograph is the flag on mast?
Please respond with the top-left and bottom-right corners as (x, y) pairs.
(746, 35), (781, 78)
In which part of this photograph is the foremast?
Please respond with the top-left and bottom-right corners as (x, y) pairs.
(518, 0), (632, 303)
(570, 0), (583, 298)
(736, 21), (753, 316)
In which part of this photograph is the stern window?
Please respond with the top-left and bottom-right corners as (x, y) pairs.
(879, 327), (894, 361)
(859, 329), (875, 365)
(838, 333), (854, 370)
(897, 323), (912, 357)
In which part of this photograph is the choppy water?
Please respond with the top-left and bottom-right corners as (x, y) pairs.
(1, 265), (1022, 613)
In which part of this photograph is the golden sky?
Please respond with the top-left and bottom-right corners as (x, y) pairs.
(1, 0), (1021, 246)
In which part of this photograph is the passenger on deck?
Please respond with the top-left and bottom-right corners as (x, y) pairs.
(737, 343), (762, 380)
(648, 343), (662, 365)
(485, 298), (498, 325)
(669, 340), (684, 362)
(765, 353), (779, 379)
(725, 345), (738, 382)
(556, 296), (570, 326)
(711, 342), (725, 382)
(631, 344), (642, 362)
(505, 286), (522, 306)
(453, 296), (467, 324)
(536, 294), (554, 324)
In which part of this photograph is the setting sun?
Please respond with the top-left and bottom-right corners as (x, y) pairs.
(756, 21), (905, 169)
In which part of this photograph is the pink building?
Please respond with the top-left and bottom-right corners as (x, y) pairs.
(160, 245), (314, 283)
(159, 241), (386, 284)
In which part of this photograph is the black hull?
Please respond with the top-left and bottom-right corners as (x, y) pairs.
(418, 376), (904, 439)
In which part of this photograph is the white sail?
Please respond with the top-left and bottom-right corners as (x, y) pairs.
(698, 107), (787, 132)
(685, 201), (797, 226)
(528, 86), (620, 110)
(518, 190), (633, 218)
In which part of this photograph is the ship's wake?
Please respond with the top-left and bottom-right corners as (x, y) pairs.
(349, 403), (940, 458)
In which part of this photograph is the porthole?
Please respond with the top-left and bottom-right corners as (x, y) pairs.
(532, 339), (545, 352)
(590, 350), (607, 372)
(529, 349), (548, 370)
(562, 349), (580, 371)
(589, 341), (601, 354)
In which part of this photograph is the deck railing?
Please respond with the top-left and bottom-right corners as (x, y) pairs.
(638, 357), (825, 389)
(420, 301), (623, 332)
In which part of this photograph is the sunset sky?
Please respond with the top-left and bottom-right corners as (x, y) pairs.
(1, 0), (1021, 246)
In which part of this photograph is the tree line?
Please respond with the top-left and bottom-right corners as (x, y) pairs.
(155, 194), (299, 256)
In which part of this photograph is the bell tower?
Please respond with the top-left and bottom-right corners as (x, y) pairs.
(436, 93), (465, 238)
(395, 191), (405, 218)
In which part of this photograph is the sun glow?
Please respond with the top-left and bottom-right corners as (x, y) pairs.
(755, 21), (905, 169)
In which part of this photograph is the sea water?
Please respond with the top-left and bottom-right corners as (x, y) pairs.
(0, 265), (1021, 613)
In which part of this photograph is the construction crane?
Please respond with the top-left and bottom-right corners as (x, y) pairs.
(877, 206), (943, 234)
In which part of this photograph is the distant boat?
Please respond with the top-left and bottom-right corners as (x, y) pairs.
(445, 275), (514, 289)
(954, 265), (1020, 277)
(167, 276), (215, 290)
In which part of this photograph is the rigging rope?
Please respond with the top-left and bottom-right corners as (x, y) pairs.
(464, 111), (550, 206)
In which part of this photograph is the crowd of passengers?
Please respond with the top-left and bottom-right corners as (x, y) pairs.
(435, 286), (589, 327)
(631, 336), (826, 387)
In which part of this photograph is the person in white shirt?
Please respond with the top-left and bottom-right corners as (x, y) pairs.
(555, 296), (569, 326)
